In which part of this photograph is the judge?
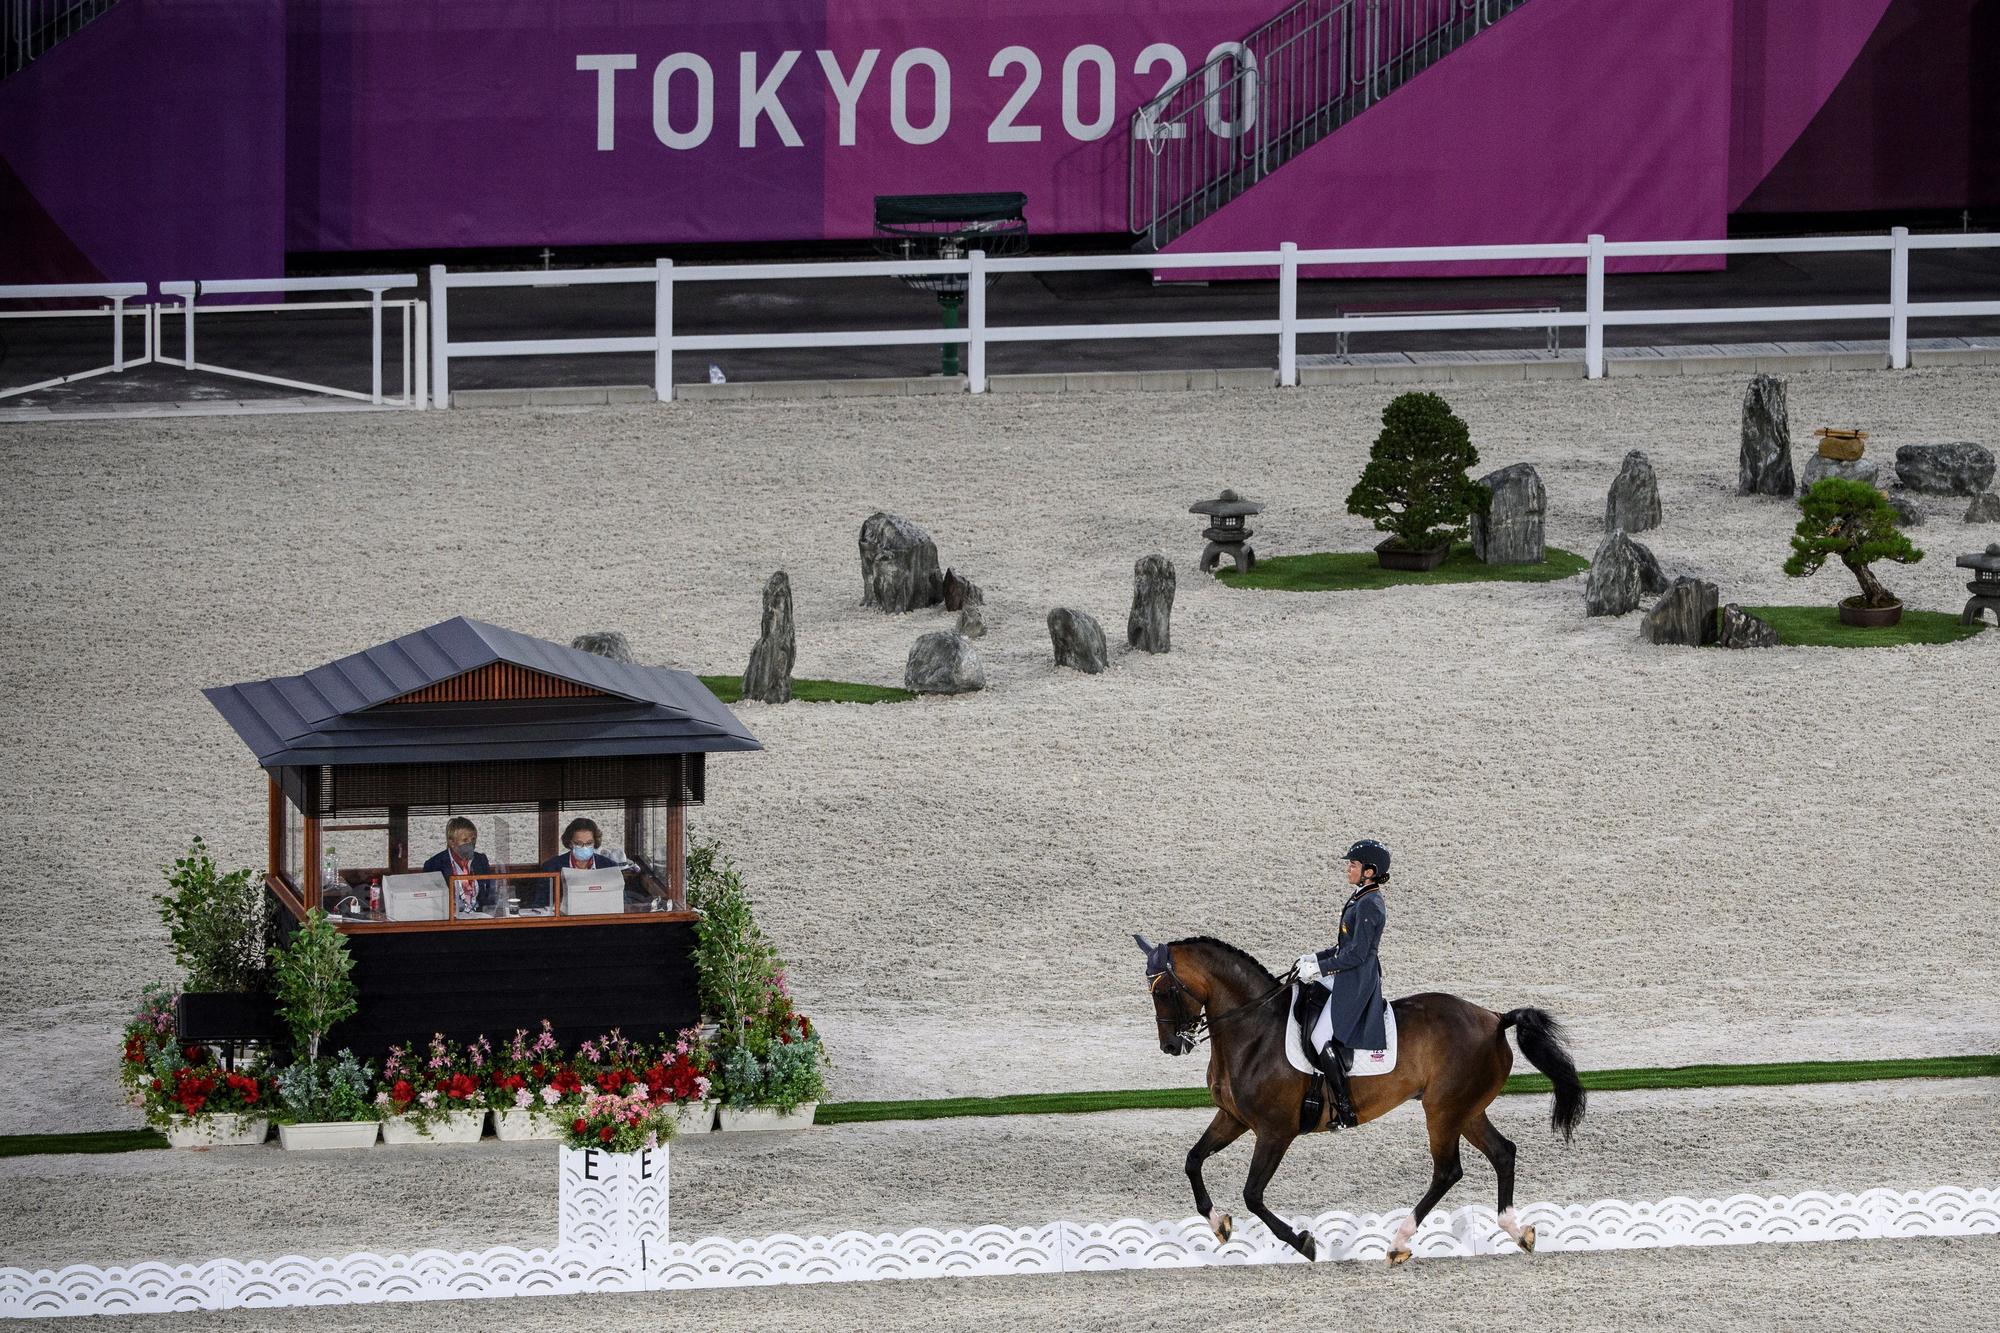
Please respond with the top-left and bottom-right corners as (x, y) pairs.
(422, 817), (498, 912)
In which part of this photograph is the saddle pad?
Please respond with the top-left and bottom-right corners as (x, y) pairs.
(1284, 983), (1398, 1078)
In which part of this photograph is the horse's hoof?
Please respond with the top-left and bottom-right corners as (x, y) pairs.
(1297, 1233), (1318, 1262)
(1387, 1247), (1412, 1267)
(1519, 1225), (1536, 1254)
(1209, 1211), (1233, 1245)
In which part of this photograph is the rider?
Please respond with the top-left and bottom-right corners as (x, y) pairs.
(1294, 839), (1391, 1129)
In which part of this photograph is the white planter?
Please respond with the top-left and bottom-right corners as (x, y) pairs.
(277, 1120), (379, 1150)
(381, 1107), (487, 1145)
(164, 1114), (268, 1149)
(667, 1100), (716, 1136)
(558, 1143), (669, 1265)
(716, 1102), (817, 1133)
(492, 1107), (560, 1141)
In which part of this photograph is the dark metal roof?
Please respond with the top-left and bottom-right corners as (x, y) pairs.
(205, 617), (761, 768)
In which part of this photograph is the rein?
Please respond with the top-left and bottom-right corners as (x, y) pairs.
(1150, 963), (1298, 1048)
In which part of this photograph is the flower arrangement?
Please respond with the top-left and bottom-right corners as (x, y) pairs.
(374, 1033), (484, 1132)
(573, 1028), (649, 1097)
(562, 1086), (676, 1153)
(488, 1021), (563, 1115)
(642, 1026), (714, 1107)
(120, 986), (269, 1131)
(273, 1050), (374, 1124)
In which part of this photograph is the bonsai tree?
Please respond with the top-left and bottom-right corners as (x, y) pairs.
(1784, 477), (1923, 609)
(1345, 391), (1486, 551)
(155, 836), (266, 993)
(271, 908), (357, 1065)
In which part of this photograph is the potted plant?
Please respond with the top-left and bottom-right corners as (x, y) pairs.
(717, 1004), (824, 1133)
(120, 985), (271, 1149)
(642, 1026), (716, 1136)
(375, 1033), (488, 1144)
(489, 1021), (564, 1141)
(270, 907), (376, 1148)
(563, 1085), (678, 1153)
(1784, 477), (1924, 627)
(156, 838), (276, 1044)
(1345, 391), (1486, 570)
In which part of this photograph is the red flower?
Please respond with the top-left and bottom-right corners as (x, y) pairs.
(391, 1079), (415, 1105)
(598, 1125), (614, 1142)
(531, 1063), (547, 1082)
(572, 1117), (588, 1135)
(491, 1073), (526, 1093)
(124, 1036), (148, 1066)
(441, 1073), (479, 1101)
(551, 1069), (583, 1096)
(184, 1045), (204, 1061)
(594, 1070), (631, 1094)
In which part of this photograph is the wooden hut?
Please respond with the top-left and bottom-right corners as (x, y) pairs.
(203, 617), (760, 1057)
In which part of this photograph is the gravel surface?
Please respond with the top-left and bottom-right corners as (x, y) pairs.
(1, 368), (1996, 1133)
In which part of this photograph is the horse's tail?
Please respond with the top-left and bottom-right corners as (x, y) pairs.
(1500, 1008), (1586, 1143)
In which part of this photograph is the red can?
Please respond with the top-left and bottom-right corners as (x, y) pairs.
(369, 880), (382, 914)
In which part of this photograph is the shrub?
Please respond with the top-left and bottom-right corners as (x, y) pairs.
(274, 1050), (373, 1123)
(1345, 392), (1486, 550)
(687, 841), (782, 1055)
(155, 837), (266, 993)
(271, 909), (357, 1064)
(1784, 477), (1923, 609)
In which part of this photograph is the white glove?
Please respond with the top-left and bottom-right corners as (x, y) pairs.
(1295, 951), (1322, 979)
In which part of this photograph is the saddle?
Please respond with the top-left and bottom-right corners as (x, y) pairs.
(1287, 984), (1399, 1132)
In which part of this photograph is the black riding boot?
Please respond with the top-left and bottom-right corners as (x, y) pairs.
(1321, 1040), (1357, 1128)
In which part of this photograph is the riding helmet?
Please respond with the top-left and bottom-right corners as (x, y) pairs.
(1344, 838), (1391, 881)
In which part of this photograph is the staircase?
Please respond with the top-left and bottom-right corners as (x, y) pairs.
(3, 0), (120, 79)
(1129, 0), (1534, 249)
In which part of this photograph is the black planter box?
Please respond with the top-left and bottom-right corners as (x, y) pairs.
(176, 991), (280, 1045)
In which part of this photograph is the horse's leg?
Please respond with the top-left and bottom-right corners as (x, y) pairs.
(1388, 1107), (1465, 1266)
(1186, 1110), (1249, 1244)
(1464, 1112), (1533, 1252)
(1241, 1132), (1318, 1261)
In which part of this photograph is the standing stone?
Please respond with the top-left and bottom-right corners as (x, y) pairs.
(1895, 443), (1996, 496)
(1639, 577), (1720, 646)
(1966, 493), (2000, 524)
(571, 631), (633, 664)
(741, 572), (796, 704)
(1604, 450), (1662, 533)
(1800, 455), (1881, 494)
(904, 631), (985, 694)
(860, 512), (945, 612)
(1584, 530), (1668, 617)
(1469, 463), (1547, 564)
(1739, 375), (1795, 496)
(1717, 604), (1781, 649)
(1047, 608), (1109, 674)
(957, 603), (987, 639)
(943, 569), (984, 612)
(1887, 492), (1925, 527)
(1127, 555), (1176, 654)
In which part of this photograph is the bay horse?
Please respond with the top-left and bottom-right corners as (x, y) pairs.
(1135, 933), (1586, 1264)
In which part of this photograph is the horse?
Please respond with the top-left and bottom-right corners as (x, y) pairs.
(1135, 933), (1586, 1264)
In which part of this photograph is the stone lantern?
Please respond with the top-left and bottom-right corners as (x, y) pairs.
(1190, 489), (1265, 574)
(1958, 541), (2000, 627)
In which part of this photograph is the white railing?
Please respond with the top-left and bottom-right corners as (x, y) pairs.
(159, 275), (425, 407)
(0, 281), (150, 400)
(429, 229), (2000, 406)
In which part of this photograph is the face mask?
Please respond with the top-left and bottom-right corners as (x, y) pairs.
(571, 844), (595, 861)
(451, 844), (476, 859)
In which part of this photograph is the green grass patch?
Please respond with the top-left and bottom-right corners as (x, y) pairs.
(1215, 544), (1588, 593)
(1725, 605), (1986, 648)
(815, 1053), (2000, 1125)
(0, 1129), (167, 1158)
(698, 675), (915, 705)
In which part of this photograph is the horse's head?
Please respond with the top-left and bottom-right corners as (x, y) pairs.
(1135, 933), (1201, 1057)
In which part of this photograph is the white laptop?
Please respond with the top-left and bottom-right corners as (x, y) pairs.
(382, 871), (449, 922)
(561, 866), (625, 916)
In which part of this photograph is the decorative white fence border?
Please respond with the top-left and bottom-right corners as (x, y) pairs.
(2, 1184), (1992, 1319)
(428, 228), (2000, 403)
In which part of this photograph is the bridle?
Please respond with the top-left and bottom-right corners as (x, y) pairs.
(1147, 956), (1299, 1053)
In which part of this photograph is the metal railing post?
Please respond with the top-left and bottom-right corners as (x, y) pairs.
(1889, 225), (1910, 370)
(1278, 241), (1299, 386)
(655, 258), (674, 402)
(183, 291), (195, 369)
(1584, 233), (1605, 380)
(369, 288), (384, 404)
(414, 300), (429, 409)
(967, 249), (987, 393)
(428, 265), (449, 409)
(111, 294), (124, 370)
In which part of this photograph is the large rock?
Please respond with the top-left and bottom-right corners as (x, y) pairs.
(1738, 375), (1795, 496)
(956, 603), (987, 639)
(740, 571), (796, 704)
(1047, 608), (1109, 674)
(1470, 463), (1546, 564)
(1717, 603), (1780, 649)
(1127, 555), (1176, 653)
(1639, 577), (1720, 646)
(904, 631), (985, 694)
(571, 631), (633, 663)
(1887, 492), (1925, 527)
(1800, 455), (1881, 494)
(1895, 442), (1995, 496)
(860, 512), (945, 612)
(1584, 530), (1669, 617)
(1604, 450), (1662, 533)
(942, 568), (984, 612)
(1967, 493), (2000, 524)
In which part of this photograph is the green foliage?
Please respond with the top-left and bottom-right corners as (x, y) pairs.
(1344, 392), (1486, 550)
(687, 841), (782, 1056)
(273, 1050), (374, 1123)
(716, 1046), (766, 1110)
(1721, 605), (1983, 648)
(155, 837), (266, 993)
(698, 675), (914, 705)
(764, 1033), (827, 1113)
(270, 909), (357, 1064)
(1783, 477), (1923, 609)
(1218, 545), (1588, 592)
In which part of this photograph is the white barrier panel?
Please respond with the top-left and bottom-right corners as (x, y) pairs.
(0, 1184), (1992, 1318)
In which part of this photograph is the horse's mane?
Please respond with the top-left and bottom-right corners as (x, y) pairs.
(1170, 936), (1277, 985)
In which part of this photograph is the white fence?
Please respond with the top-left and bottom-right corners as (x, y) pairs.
(1, 1183), (1993, 1317)
(429, 228), (2000, 406)
(0, 282), (150, 400)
